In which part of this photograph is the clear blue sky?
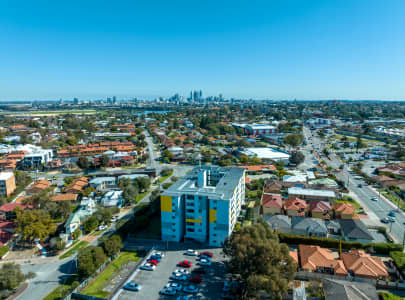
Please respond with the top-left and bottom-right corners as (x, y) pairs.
(0, 0), (404, 100)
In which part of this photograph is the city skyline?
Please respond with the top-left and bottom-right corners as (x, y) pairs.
(0, 0), (404, 100)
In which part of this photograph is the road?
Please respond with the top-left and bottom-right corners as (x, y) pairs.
(303, 126), (405, 244)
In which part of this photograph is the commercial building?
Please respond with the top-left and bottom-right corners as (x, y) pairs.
(232, 123), (277, 136)
(239, 147), (290, 162)
(161, 166), (245, 247)
(0, 172), (16, 198)
(288, 187), (336, 202)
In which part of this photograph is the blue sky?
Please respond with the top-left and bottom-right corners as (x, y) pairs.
(0, 0), (404, 100)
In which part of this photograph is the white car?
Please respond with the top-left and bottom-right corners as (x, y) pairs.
(186, 249), (198, 256)
(140, 263), (156, 271)
(154, 251), (165, 258)
(166, 282), (183, 291)
(97, 224), (107, 231)
(199, 258), (211, 266)
(174, 268), (189, 275)
(160, 287), (177, 296)
(110, 216), (118, 222)
(371, 197), (378, 201)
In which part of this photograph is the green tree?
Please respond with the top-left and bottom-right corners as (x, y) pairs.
(100, 155), (110, 168)
(77, 156), (89, 169)
(101, 235), (123, 257)
(289, 151), (305, 165)
(15, 209), (56, 243)
(223, 221), (296, 299)
(284, 134), (303, 148)
(83, 216), (99, 233)
(72, 228), (82, 240)
(123, 184), (138, 204)
(0, 263), (27, 290)
(77, 246), (107, 278)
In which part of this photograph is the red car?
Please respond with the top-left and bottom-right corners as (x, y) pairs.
(190, 275), (203, 284)
(147, 259), (159, 266)
(200, 251), (213, 258)
(178, 260), (192, 268)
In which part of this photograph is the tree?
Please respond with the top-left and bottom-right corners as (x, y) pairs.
(284, 134), (303, 149)
(101, 235), (123, 257)
(72, 228), (82, 240)
(289, 151), (305, 165)
(356, 134), (365, 150)
(77, 156), (89, 169)
(77, 246), (107, 278)
(134, 177), (151, 192)
(100, 155), (110, 168)
(223, 221), (296, 299)
(123, 184), (138, 204)
(15, 209), (56, 243)
(83, 216), (99, 233)
(0, 263), (27, 290)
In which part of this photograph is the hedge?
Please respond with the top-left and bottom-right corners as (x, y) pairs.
(390, 251), (405, 277)
(0, 245), (10, 258)
(278, 233), (403, 254)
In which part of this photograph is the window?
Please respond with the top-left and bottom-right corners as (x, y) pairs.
(213, 234), (216, 237)
(172, 223), (176, 226)
(187, 228), (195, 232)
(186, 209), (194, 213)
(172, 228), (176, 232)
(198, 229), (202, 232)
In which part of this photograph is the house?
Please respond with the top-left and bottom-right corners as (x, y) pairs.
(89, 176), (116, 191)
(326, 220), (341, 235)
(292, 217), (328, 237)
(0, 203), (32, 220)
(64, 198), (97, 238)
(65, 177), (89, 194)
(26, 179), (51, 195)
(261, 193), (283, 215)
(310, 201), (332, 219)
(299, 244), (347, 275)
(340, 250), (388, 280)
(338, 220), (373, 243)
(263, 214), (291, 234)
(0, 172), (16, 197)
(50, 193), (78, 202)
(100, 190), (123, 207)
(0, 220), (15, 246)
(288, 187), (336, 202)
(284, 197), (307, 216)
(322, 279), (379, 300)
(334, 202), (356, 219)
(263, 181), (282, 194)
(290, 250), (299, 265)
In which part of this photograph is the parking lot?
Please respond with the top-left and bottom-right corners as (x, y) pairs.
(118, 247), (227, 300)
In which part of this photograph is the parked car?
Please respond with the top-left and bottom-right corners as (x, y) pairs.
(110, 215), (118, 222)
(177, 296), (195, 300)
(153, 251), (165, 258)
(381, 217), (389, 224)
(200, 251), (213, 258)
(199, 254), (211, 261)
(189, 275), (203, 284)
(389, 210), (396, 217)
(97, 224), (107, 231)
(183, 285), (199, 293)
(358, 184), (363, 188)
(166, 282), (183, 291)
(179, 260), (192, 268)
(123, 282), (141, 291)
(199, 259), (211, 266)
(140, 263), (156, 271)
(149, 255), (161, 262)
(171, 273), (188, 281)
(174, 268), (189, 275)
(387, 216), (396, 223)
(147, 259), (159, 266)
(186, 249), (198, 256)
(371, 197), (378, 201)
(160, 287), (177, 296)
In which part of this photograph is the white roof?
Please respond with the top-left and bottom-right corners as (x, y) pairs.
(288, 187), (335, 198)
(0, 172), (13, 181)
(245, 147), (290, 160)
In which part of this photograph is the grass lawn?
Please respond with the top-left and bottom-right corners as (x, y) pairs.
(59, 241), (89, 260)
(136, 191), (150, 203)
(81, 252), (140, 298)
(379, 292), (405, 300)
(158, 170), (173, 183)
(43, 274), (80, 300)
(378, 189), (405, 211)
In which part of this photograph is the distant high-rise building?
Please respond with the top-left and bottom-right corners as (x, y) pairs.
(73, 98), (79, 105)
(112, 96), (117, 104)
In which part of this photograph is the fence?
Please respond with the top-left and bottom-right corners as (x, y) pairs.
(62, 255), (117, 300)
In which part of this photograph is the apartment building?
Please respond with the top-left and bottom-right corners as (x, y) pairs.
(161, 166), (245, 247)
(0, 172), (16, 198)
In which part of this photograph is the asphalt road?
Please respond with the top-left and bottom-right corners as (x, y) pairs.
(303, 126), (405, 244)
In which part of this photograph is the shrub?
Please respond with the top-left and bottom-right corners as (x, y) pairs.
(0, 245), (10, 258)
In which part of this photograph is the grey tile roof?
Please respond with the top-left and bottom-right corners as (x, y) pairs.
(338, 219), (373, 240)
(292, 217), (327, 233)
(322, 279), (378, 300)
(264, 214), (291, 229)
